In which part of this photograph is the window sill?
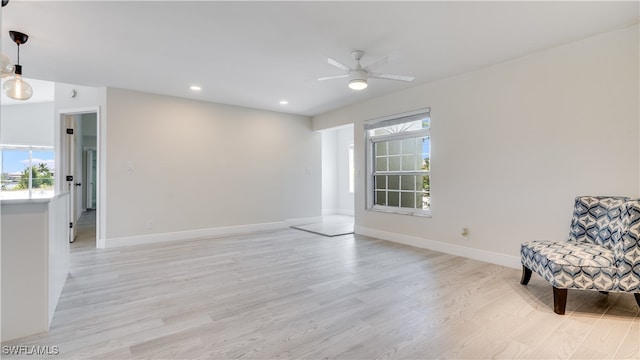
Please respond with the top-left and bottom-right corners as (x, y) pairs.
(369, 206), (431, 218)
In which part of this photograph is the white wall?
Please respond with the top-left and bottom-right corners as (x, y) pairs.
(0, 102), (55, 146)
(81, 112), (98, 149)
(81, 112), (97, 136)
(105, 88), (321, 244)
(336, 125), (354, 215)
(312, 25), (639, 267)
(321, 129), (338, 215)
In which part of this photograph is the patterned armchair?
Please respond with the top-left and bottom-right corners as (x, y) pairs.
(520, 196), (640, 314)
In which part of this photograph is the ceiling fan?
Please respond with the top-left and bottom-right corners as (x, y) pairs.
(318, 50), (414, 90)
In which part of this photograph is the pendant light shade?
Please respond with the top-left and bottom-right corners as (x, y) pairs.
(3, 65), (32, 100)
(0, 1), (14, 78)
(3, 30), (32, 100)
(0, 52), (14, 78)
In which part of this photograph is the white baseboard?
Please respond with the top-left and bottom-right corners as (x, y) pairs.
(337, 209), (355, 216)
(355, 226), (521, 269)
(106, 217), (320, 248)
(322, 209), (338, 216)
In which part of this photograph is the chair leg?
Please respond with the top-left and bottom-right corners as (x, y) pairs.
(553, 287), (567, 315)
(520, 266), (532, 285)
(634, 293), (640, 308)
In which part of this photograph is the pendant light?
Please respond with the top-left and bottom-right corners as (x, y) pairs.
(0, 52), (13, 78)
(2, 30), (32, 100)
(0, 0), (13, 78)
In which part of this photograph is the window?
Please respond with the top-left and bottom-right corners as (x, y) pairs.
(1, 145), (55, 200)
(366, 108), (430, 216)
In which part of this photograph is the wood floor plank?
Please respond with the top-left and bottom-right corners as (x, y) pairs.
(2, 213), (638, 359)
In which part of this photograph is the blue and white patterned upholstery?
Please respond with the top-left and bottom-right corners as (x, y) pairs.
(521, 196), (640, 294)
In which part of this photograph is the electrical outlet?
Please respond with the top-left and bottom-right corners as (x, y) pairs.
(461, 228), (469, 240)
(146, 220), (154, 229)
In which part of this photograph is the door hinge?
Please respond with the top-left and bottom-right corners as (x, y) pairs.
(66, 175), (73, 181)
(66, 128), (74, 134)
(69, 222), (73, 229)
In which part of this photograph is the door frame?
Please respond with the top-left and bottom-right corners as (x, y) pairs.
(85, 147), (96, 210)
(56, 106), (105, 248)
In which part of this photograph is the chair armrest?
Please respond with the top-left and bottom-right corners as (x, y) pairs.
(614, 200), (640, 292)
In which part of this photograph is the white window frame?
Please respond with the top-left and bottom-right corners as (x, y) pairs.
(365, 108), (431, 217)
(1, 145), (55, 200)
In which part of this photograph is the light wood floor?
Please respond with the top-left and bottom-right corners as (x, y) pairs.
(2, 216), (639, 359)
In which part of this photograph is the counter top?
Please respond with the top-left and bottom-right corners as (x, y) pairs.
(0, 192), (70, 205)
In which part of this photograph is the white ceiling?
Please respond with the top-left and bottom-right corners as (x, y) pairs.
(1, 1), (638, 116)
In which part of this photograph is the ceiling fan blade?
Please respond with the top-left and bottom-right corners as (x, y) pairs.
(363, 52), (402, 72)
(317, 74), (349, 81)
(369, 72), (415, 82)
(363, 56), (389, 72)
(327, 57), (351, 71)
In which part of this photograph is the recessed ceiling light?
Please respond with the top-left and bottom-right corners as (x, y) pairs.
(190, 85), (202, 92)
(279, 100), (288, 105)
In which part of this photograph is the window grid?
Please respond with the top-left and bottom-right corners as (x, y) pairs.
(1, 145), (55, 200)
(366, 109), (430, 216)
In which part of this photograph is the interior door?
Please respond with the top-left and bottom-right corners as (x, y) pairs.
(64, 115), (77, 242)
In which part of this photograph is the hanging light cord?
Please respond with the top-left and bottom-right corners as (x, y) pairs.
(16, 43), (20, 65)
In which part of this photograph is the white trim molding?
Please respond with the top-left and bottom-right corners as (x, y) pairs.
(106, 217), (323, 248)
(355, 226), (521, 269)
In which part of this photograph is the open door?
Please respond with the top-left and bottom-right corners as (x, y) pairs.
(62, 115), (77, 242)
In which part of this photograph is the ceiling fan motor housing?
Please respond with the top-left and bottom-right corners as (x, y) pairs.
(349, 69), (367, 82)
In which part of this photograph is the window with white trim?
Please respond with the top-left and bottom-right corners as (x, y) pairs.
(1, 145), (55, 200)
(366, 108), (430, 216)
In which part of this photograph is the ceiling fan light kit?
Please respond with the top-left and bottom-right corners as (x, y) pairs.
(319, 50), (414, 91)
(348, 69), (368, 90)
(3, 30), (33, 100)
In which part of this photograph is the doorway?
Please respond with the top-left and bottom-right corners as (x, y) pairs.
(58, 109), (101, 248)
(292, 124), (355, 237)
(321, 124), (355, 217)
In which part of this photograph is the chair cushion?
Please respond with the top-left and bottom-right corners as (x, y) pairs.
(521, 241), (616, 291)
